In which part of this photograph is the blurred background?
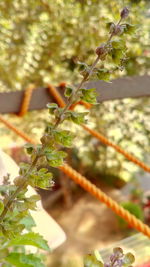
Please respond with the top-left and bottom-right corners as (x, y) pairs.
(0, 0), (150, 266)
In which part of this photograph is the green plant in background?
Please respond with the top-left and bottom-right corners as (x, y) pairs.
(0, 6), (135, 266)
(117, 201), (144, 229)
(75, 96), (150, 185)
(0, 0), (149, 91)
(84, 247), (135, 267)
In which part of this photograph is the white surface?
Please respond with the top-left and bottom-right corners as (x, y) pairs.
(0, 149), (66, 250)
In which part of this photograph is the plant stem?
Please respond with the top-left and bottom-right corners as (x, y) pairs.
(54, 55), (100, 128)
(0, 154), (39, 222)
(0, 16), (123, 224)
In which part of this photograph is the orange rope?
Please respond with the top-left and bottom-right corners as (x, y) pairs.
(47, 84), (66, 109)
(0, 115), (35, 144)
(83, 125), (150, 173)
(48, 84), (150, 174)
(18, 84), (36, 117)
(59, 164), (150, 238)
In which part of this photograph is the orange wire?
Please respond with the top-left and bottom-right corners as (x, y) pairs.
(59, 163), (150, 238)
(83, 125), (150, 173)
(0, 114), (35, 144)
(18, 84), (36, 117)
(47, 84), (66, 109)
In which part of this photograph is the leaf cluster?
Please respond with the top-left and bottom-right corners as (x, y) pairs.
(84, 247), (135, 267)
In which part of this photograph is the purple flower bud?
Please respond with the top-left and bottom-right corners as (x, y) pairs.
(104, 263), (110, 267)
(120, 7), (129, 19)
(110, 254), (116, 262)
(116, 259), (123, 267)
(95, 44), (106, 56)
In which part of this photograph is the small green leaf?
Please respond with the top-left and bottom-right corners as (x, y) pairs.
(94, 250), (104, 263)
(16, 202), (28, 212)
(77, 62), (90, 77)
(64, 86), (73, 97)
(123, 252), (135, 265)
(45, 149), (67, 167)
(27, 167), (53, 189)
(27, 195), (41, 203)
(81, 88), (97, 104)
(19, 163), (30, 176)
(28, 174), (53, 189)
(97, 69), (110, 82)
(109, 48), (124, 64)
(47, 103), (58, 114)
(70, 111), (89, 124)
(5, 252), (45, 267)
(77, 61), (88, 71)
(20, 214), (36, 231)
(2, 223), (25, 239)
(53, 130), (74, 147)
(24, 144), (34, 155)
(84, 254), (104, 267)
(0, 200), (4, 215)
(6, 232), (50, 251)
(111, 40), (125, 50)
(123, 23), (136, 35)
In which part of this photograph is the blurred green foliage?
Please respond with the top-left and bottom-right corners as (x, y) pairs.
(0, 0), (149, 91)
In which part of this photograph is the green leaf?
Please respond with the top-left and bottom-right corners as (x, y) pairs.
(70, 111), (89, 124)
(109, 48), (124, 64)
(46, 103), (58, 114)
(45, 149), (67, 167)
(19, 163), (30, 176)
(16, 202), (28, 212)
(53, 130), (74, 147)
(27, 195), (41, 203)
(97, 69), (110, 82)
(28, 176), (51, 189)
(23, 195), (41, 210)
(84, 254), (104, 267)
(5, 253), (45, 267)
(20, 214), (36, 231)
(123, 23), (136, 35)
(81, 88), (97, 104)
(77, 62), (90, 77)
(0, 200), (4, 215)
(77, 61), (88, 72)
(24, 144), (34, 155)
(123, 252), (135, 265)
(6, 232), (50, 251)
(64, 86), (73, 97)
(111, 40), (125, 50)
(94, 251), (104, 263)
(2, 222), (25, 239)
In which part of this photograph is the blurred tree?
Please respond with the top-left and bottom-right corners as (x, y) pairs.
(0, 0), (149, 92)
